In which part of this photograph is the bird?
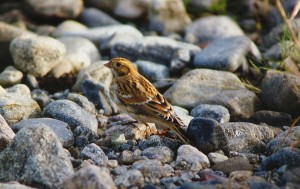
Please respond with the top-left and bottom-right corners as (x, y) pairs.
(104, 57), (190, 144)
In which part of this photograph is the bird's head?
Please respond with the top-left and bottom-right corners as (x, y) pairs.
(104, 57), (137, 77)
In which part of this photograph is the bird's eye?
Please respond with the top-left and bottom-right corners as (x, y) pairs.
(116, 63), (121, 67)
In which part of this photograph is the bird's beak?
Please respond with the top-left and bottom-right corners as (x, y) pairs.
(104, 61), (112, 68)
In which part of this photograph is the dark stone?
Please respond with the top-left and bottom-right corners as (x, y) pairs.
(248, 110), (292, 127)
(212, 157), (252, 175)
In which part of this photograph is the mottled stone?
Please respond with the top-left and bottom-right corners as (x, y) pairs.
(176, 145), (210, 168)
(80, 143), (108, 165)
(132, 159), (173, 178)
(212, 157), (252, 175)
(141, 146), (174, 163)
(114, 169), (144, 188)
(191, 104), (230, 123)
(0, 66), (23, 87)
(248, 110), (292, 127)
(66, 93), (97, 115)
(135, 60), (169, 82)
(0, 114), (15, 151)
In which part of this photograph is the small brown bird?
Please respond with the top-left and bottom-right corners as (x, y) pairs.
(104, 57), (190, 144)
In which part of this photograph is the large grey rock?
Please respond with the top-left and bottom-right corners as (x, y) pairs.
(0, 93), (41, 124)
(63, 165), (117, 189)
(66, 93), (97, 115)
(25, 0), (83, 18)
(5, 84), (31, 97)
(10, 35), (66, 77)
(185, 15), (244, 46)
(260, 70), (300, 115)
(221, 122), (275, 153)
(80, 8), (120, 27)
(0, 66), (23, 87)
(43, 99), (98, 132)
(148, 0), (191, 34)
(164, 69), (261, 120)
(193, 36), (261, 72)
(0, 114), (15, 151)
(12, 118), (74, 147)
(0, 125), (74, 189)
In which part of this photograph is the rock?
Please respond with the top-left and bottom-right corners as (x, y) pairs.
(80, 8), (120, 27)
(176, 145), (210, 168)
(10, 34), (66, 77)
(80, 143), (108, 165)
(114, 0), (149, 19)
(105, 123), (157, 141)
(111, 36), (200, 67)
(53, 20), (88, 37)
(0, 182), (37, 189)
(187, 118), (229, 154)
(260, 70), (300, 115)
(0, 125), (74, 189)
(73, 126), (97, 147)
(66, 93), (97, 115)
(74, 62), (118, 115)
(25, 0), (83, 18)
(141, 146), (174, 163)
(247, 176), (281, 189)
(190, 104), (230, 123)
(0, 22), (34, 42)
(31, 89), (50, 109)
(173, 106), (193, 127)
(248, 110), (292, 127)
(63, 165), (117, 189)
(119, 149), (145, 164)
(135, 60), (169, 82)
(212, 157), (252, 175)
(164, 69), (261, 120)
(148, 0), (191, 34)
(11, 118), (74, 147)
(132, 159), (173, 178)
(114, 169), (144, 188)
(5, 84), (31, 97)
(193, 36), (261, 72)
(208, 151), (228, 164)
(284, 166), (300, 189)
(221, 122), (275, 153)
(261, 147), (300, 170)
(0, 92), (41, 124)
(0, 114), (15, 151)
(263, 41), (296, 61)
(138, 135), (182, 152)
(185, 15), (244, 47)
(266, 126), (300, 153)
(43, 99), (98, 132)
(0, 66), (23, 87)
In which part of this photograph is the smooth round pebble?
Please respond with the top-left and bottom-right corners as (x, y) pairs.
(190, 104), (230, 123)
(0, 66), (23, 87)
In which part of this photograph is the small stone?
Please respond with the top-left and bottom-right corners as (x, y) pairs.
(0, 125), (74, 189)
(193, 36), (261, 72)
(0, 93), (41, 125)
(173, 106), (193, 127)
(114, 169), (144, 188)
(263, 41), (295, 61)
(138, 135), (181, 152)
(135, 60), (169, 82)
(80, 143), (108, 165)
(63, 165), (117, 189)
(73, 126), (97, 147)
(247, 176), (280, 189)
(31, 89), (49, 109)
(0, 114), (15, 151)
(25, 0), (83, 18)
(10, 34), (66, 77)
(79, 8), (120, 27)
(43, 99), (98, 132)
(141, 146), (174, 163)
(248, 110), (292, 127)
(132, 159), (173, 178)
(176, 145), (210, 168)
(187, 118), (229, 154)
(0, 66), (23, 87)
(212, 157), (252, 175)
(5, 84), (31, 97)
(66, 93), (97, 115)
(53, 20), (88, 37)
(208, 151), (228, 164)
(190, 104), (230, 123)
(12, 118), (74, 147)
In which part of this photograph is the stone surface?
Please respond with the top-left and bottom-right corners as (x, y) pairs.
(10, 34), (66, 77)
(63, 165), (117, 189)
(0, 92), (41, 124)
(260, 70), (300, 115)
(114, 169), (144, 188)
(0, 66), (23, 87)
(132, 159), (173, 178)
(44, 99), (98, 132)
(66, 93), (97, 115)
(5, 84), (31, 97)
(80, 8), (120, 27)
(0, 182), (37, 189)
(25, 0), (83, 18)
(0, 125), (74, 189)
(208, 151), (228, 164)
(0, 114), (15, 151)
(248, 110), (292, 127)
(185, 15), (244, 46)
(73, 126), (96, 147)
(135, 60), (169, 82)
(190, 104), (230, 123)
(212, 157), (252, 175)
(11, 118), (74, 147)
(53, 20), (88, 37)
(187, 118), (229, 154)
(141, 146), (174, 163)
(221, 122), (275, 153)
(176, 145), (210, 168)
(164, 69), (261, 120)
(148, 0), (191, 34)
(193, 36), (261, 72)
(263, 41), (296, 61)
(80, 143), (108, 165)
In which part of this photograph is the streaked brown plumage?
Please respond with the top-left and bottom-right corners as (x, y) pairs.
(104, 57), (190, 144)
